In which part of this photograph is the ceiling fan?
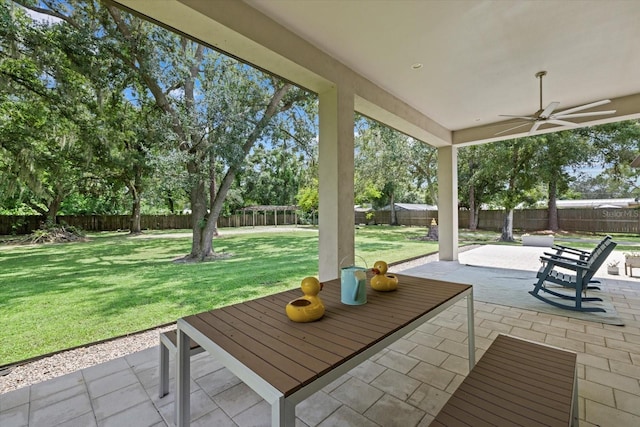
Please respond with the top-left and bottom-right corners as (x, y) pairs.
(496, 71), (616, 135)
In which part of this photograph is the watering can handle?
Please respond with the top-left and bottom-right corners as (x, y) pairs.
(339, 255), (368, 269)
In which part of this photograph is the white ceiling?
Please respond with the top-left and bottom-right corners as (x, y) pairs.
(245, 0), (640, 133)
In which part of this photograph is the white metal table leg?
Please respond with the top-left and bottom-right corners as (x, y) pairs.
(159, 338), (169, 398)
(271, 396), (295, 427)
(467, 291), (476, 371)
(176, 328), (191, 427)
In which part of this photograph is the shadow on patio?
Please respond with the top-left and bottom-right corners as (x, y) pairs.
(1, 245), (640, 427)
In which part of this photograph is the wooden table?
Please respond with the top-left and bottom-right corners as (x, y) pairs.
(175, 274), (474, 427)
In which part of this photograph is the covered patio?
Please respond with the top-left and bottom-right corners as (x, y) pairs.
(4, 1), (640, 426)
(2, 245), (640, 426)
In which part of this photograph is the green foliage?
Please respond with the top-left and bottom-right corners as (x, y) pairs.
(354, 115), (437, 213)
(2, 0), (318, 254)
(296, 178), (319, 213)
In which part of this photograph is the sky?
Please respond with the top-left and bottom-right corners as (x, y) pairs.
(22, 5), (62, 25)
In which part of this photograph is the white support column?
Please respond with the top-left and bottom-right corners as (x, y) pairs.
(437, 145), (458, 261)
(318, 86), (355, 281)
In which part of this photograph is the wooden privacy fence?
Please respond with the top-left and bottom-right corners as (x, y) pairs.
(356, 208), (640, 234)
(0, 211), (299, 235)
(0, 215), (193, 235)
(2, 208), (639, 235)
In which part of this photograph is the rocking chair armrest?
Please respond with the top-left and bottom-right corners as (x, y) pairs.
(539, 255), (589, 271)
(543, 252), (587, 262)
(551, 244), (590, 256)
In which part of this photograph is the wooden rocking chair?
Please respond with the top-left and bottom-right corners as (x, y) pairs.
(530, 238), (617, 312)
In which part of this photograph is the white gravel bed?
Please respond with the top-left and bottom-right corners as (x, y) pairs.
(0, 325), (175, 394)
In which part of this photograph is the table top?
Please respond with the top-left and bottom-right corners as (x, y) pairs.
(181, 273), (471, 397)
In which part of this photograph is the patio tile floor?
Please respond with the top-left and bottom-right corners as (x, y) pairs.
(2, 248), (640, 426)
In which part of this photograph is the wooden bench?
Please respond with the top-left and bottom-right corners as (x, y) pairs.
(159, 330), (204, 398)
(431, 334), (578, 427)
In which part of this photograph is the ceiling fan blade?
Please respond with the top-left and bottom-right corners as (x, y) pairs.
(540, 102), (560, 118)
(494, 122), (531, 136)
(554, 99), (611, 116)
(528, 121), (543, 135)
(552, 110), (616, 119)
(498, 115), (536, 120)
(546, 119), (580, 127)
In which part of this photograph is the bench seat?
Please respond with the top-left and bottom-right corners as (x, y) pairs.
(431, 334), (578, 427)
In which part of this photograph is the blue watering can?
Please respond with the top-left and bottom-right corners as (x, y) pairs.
(340, 266), (368, 305)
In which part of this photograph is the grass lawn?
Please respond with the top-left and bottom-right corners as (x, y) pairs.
(0, 225), (437, 365)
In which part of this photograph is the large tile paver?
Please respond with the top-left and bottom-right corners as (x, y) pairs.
(374, 350), (419, 374)
(92, 383), (149, 420)
(56, 411), (98, 427)
(363, 394), (424, 427)
(585, 366), (640, 394)
(211, 383), (262, 419)
(295, 391), (342, 427)
(317, 405), (379, 427)
(330, 377), (384, 413)
(30, 393), (92, 426)
(0, 403), (28, 426)
(98, 401), (163, 427)
(29, 371), (83, 401)
(87, 369), (139, 399)
(0, 387), (29, 412)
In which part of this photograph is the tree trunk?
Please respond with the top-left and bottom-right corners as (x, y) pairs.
(129, 170), (143, 234)
(166, 190), (175, 214)
(547, 180), (559, 231)
(390, 193), (397, 225)
(473, 205), (481, 230)
(468, 185), (476, 230)
(209, 154), (218, 237)
(500, 209), (514, 241)
(46, 196), (62, 225)
(188, 158), (212, 260)
(130, 191), (142, 234)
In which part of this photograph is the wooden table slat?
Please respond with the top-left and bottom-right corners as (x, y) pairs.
(202, 311), (319, 383)
(213, 307), (333, 375)
(461, 375), (570, 421)
(223, 305), (344, 366)
(253, 298), (366, 349)
(233, 302), (354, 358)
(447, 388), (565, 427)
(433, 334), (576, 427)
(477, 354), (574, 397)
(181, 274), (471, 397)
(185, 314), (302, 393)
(269, 292), (389, 337)
(469, 367), (572, 410)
